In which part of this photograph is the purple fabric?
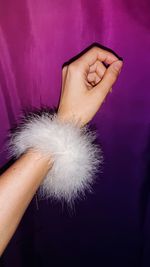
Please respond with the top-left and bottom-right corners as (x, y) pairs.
(0, 1), (150, 266)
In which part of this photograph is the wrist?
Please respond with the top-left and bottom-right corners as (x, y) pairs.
(57, 110), (83, 128)
(8, 110), (102, 203)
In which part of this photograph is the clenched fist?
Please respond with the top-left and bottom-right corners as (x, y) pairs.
(57, 46), (123, 127)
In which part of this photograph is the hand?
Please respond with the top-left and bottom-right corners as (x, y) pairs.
(57, 46), (123, 127)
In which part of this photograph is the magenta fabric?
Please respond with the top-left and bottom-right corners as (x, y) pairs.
(0, 1), (150, 266)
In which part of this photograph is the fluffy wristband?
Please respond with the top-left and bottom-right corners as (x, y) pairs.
(9, 112), (103, 203)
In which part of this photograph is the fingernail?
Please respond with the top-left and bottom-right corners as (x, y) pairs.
(113, 60), (123, 72)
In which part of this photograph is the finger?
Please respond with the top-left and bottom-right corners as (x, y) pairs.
(89, 60), (106, 78)
(88, 61), (106, 87)
(94, 60), (123, 101)
(87, 72), (101, 86)
(62, 65), (68, 91)
(77, 47), (119, 71)
(95, 61), (106, 80)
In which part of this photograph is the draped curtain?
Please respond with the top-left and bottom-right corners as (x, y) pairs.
(0, 1), (150, 266)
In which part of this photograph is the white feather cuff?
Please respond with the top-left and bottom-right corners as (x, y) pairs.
(9, 112), (103, 203)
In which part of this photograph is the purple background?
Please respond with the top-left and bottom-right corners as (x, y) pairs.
(0, 1), (150, 266)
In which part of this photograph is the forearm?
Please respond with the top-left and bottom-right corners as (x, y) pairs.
(0, 150), (53, 255)
(0, 46), (122, 256)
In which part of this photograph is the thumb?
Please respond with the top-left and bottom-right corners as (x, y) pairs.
(94, 60), (123, 100)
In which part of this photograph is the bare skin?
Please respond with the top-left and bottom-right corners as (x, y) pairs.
(0, 47), (123, 255)
(58, 47), (123, 126)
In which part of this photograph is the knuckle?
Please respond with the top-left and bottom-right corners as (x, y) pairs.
(91, 46), (99, 53)
(68, 62), (76, 72)
(62, 65), (67, 72)
(68, 62), (81, 75)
